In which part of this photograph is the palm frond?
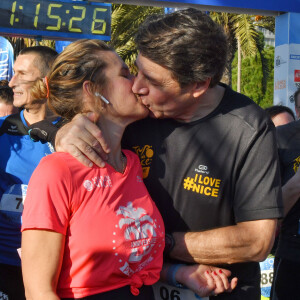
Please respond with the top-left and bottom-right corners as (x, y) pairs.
(232, 14), (258, 57)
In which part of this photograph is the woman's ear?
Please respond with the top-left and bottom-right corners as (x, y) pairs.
(82, 81), (97, 112)
(82, 80), (94, 98)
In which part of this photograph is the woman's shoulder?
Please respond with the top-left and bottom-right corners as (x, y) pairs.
(40, 152), (74, 164)
(38, 152), (83, 175)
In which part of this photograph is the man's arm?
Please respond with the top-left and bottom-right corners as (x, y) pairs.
(54, 113), (110, 167)
(28, 113), (109, 168)
(170, 219), (276, 265)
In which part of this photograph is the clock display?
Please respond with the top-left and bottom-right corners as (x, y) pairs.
(0, 0), (111, 40)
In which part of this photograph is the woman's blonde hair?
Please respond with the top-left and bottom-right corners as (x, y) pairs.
(31, 39), (113, 120)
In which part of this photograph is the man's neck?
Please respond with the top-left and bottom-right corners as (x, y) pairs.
(175, 84), (225, 123)
(23, 103), (54, 126)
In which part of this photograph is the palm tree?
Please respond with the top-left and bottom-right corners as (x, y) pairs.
(211, 12), (274, 99)
(232, 14), (258, 92)
(7, 37), (55, 57)
(254, 15), (275, 33)
(109, 4), (163, 73)
(209, 12), (258, 88)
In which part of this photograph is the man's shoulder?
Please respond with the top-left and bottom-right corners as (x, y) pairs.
(222, 84), (266, 114)
(0, 112), (21, 125)
(220, 84), (270, 130)
(0, 112), (27, 136)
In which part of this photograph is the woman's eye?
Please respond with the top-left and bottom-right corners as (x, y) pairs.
(121, 72), (130, 78)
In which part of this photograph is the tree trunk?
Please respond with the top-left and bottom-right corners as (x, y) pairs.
(237, 38), (241, 93)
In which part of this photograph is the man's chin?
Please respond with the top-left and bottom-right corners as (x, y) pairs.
(13, 99), (25, 109)
(148, 111), (164, 119)
(148, 111), (156, 118)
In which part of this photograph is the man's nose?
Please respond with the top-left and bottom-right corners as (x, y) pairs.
(132, 74), (149, 95)
(9, 74), (17, 88)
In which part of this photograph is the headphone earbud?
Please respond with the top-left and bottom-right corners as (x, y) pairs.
(95, 92), (110, 104)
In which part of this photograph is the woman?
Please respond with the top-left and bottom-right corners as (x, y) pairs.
(21, 40), (236, 300)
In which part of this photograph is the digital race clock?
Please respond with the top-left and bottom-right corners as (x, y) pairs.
(0, 0), (111, 40)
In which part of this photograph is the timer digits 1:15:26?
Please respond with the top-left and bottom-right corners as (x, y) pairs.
(0, 0), (111, 40)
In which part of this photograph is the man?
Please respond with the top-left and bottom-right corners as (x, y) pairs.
(0, 80), (18, 117)
(265, 105), (295, 127)
(260, 106), (295, 299)
(0, 46), (58, 300)
(34, 9), (282, 299)
(271, 88), (300, 299)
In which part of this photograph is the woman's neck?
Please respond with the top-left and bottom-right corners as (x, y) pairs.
(96, 117), (127, 173)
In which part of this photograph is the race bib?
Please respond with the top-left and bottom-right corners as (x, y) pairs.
(0, 291), (9, 300)
(259, 255), (274, 299)
(153, 281), (209, 300)
(0, 184), (27, 224)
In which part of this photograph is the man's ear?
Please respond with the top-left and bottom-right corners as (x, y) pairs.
(192, 78), (211, 98)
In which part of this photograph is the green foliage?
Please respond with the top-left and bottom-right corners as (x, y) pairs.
(210, 12), (261, 86)
(7, 37), (55, 58)
(255, 16), (275, 33)
(231, 14), (258, 57)
(232, 45), (274, 108)
(109, 4), (163, 73)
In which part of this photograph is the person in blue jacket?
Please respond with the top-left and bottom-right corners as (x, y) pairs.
(0, 46), (59, 300)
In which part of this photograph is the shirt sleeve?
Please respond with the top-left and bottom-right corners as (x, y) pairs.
(21, 154), (73, 235)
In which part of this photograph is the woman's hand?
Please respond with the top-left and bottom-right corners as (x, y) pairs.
(163, 264), (238, 297)
(55, 113), (110, 168)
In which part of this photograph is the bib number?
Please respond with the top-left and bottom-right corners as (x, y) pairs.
(259, 255), (274, 299)
(153, 281), (209, 300)
(0, 184), (27, 224)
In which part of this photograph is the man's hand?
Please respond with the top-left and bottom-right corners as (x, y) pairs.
(55, 113), (110, 167)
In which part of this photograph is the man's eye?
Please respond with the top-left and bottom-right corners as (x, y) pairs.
(150, 81), (160, 87)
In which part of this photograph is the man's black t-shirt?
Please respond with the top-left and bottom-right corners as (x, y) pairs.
(123, 84), (283, 299)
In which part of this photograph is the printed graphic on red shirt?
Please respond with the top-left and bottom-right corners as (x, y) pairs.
(114, 201), (163, 276)
(83, 176), (112, 191)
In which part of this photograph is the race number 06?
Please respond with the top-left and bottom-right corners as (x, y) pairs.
(160, 286), (181, 300)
